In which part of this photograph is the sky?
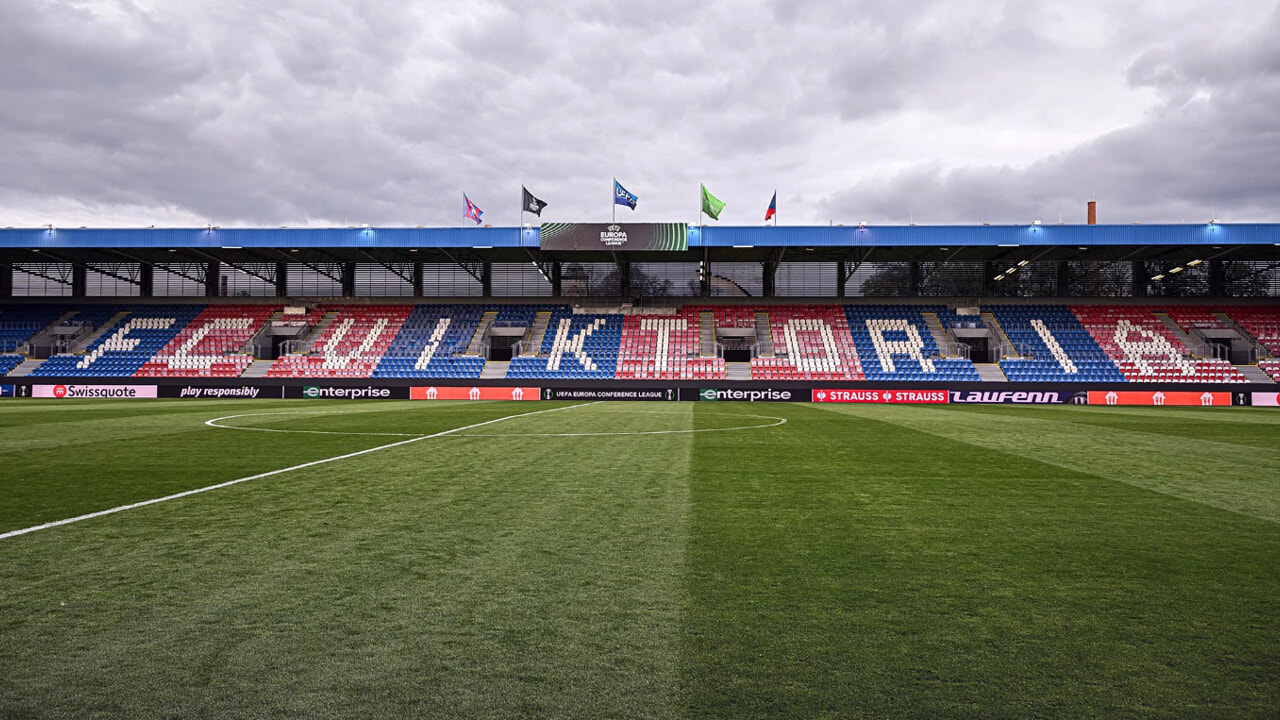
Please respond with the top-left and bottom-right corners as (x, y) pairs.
(2, 0), (1278, 228)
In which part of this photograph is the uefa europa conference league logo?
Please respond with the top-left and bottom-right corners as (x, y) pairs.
(599, 224), (628, 247)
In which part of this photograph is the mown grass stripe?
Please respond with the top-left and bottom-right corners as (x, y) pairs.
(0, 402), (598, 541)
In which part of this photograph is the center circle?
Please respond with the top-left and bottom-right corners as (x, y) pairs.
(205, 408), (786, 438)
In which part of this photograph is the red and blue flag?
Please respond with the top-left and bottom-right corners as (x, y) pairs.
(765, 191), (777, 222)
(464, 194), (484, 225)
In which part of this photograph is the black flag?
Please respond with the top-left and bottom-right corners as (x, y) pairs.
(522, 186), (548, 216)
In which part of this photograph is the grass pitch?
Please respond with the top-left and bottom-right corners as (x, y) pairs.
(2, 399), (1279, 719)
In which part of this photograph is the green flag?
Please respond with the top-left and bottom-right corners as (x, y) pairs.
(700, 184), (725, 221)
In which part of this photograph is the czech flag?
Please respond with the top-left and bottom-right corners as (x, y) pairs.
(765, 191), (777, 222)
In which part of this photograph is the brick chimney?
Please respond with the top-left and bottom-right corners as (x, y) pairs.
(1087, 200), (1097, 225)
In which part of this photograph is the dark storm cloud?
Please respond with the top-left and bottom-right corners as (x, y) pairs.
(820, 6), (1280, 224)
(0, 0), (1277, 227)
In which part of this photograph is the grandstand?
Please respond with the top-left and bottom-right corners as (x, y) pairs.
(1, 220), (1277, 388)
(0, 299), (1277, 386)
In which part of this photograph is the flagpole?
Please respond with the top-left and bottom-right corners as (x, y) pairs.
(612, 178), (616, 224)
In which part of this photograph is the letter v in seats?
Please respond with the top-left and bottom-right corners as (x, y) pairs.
(415, 318), (452, 370)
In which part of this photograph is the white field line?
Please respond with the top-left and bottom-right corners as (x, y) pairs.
(209, 409), (787, 439)
(0, 401), (600, 542)
(206, 410), (423, 437)
(456, 414), (787, 437)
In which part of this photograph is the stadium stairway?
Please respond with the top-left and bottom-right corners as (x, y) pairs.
(7, 308), (78, 352)
(979, 312), (1016, 351)
(240, 359), (275, 378)
(753, 305), (863, 380)
(1073, 305), (1245, 383)
(372, 305), (486, 379)
(31, 305), (205, 378)
(844, 305), (978, 382)
(987, 305), (1125, 383)
(21, 311), (77, 352)
(507, 307), (621, 380)
(268, 305), (411, 379)
(699, 311), (716, 357)
(521, 311), (552, 356)
(6, 358), (45, 377)
(0, 305), (80, 354)
(1236, 365), (1276, 384)
(480, 360), (509, 379)
(465, 312), (498, 356)
(299, 311), (338, 353)
(754, 312), (774, 357)
(136, 305), (276, 378)
(72, 310), (132, 353)
(1223, 306), (1280, 358)
(617, 307), (723, 380)
(1152, 311), (1205, 354)
(921, 312), (956, 355)
(974, 364), (1008, 382)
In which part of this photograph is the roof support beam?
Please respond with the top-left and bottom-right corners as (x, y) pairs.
(12, 262), (73, 286)
(439, 248), (485, 284)
(151, 263), (206, 285)
(359, 250), (413, 285)
(81, 262), (140, 286)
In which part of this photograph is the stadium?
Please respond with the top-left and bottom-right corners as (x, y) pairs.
(3, 211), (1280, 717)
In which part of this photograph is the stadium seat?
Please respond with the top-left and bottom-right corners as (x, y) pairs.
(268, 305), (411, 379)
(135, 305), (277, 378)
(747, 305), (863, 381)
(31, 305), (205, 378)
(986, 305), (1125, 383)
(843, 305), (980, 382)
(506, 307), (622, 380)
(1071, 305), (1246, 383)
(616, 307), (724, 380)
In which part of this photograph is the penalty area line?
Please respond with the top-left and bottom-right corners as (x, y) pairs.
(0, 401), (600, 542)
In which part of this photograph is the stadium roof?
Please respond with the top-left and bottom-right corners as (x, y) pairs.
(2, 223), (1278, 265)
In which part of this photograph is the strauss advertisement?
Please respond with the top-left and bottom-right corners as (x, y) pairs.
(812, 389), (948, 404)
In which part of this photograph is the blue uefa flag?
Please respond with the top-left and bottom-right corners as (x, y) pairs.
(614, 180), (638, 210)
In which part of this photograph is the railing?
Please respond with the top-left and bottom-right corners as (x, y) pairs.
(1215, 315), (1272, 361)
(991, 339), (1029, 361)
(935, 338), (971, 360)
